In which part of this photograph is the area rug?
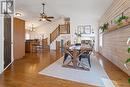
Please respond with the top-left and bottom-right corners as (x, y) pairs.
(39, 55), (114, 87)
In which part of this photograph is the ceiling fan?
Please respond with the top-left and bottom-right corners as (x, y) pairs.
(39, 3), (54, 22)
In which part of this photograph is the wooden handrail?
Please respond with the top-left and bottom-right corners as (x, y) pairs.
(50, 23), (70, 43)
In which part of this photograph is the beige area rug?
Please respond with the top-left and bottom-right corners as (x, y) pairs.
(39, 54), (114, 87)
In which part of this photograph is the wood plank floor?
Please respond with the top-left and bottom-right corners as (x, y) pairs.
(0, 50), (130, 87)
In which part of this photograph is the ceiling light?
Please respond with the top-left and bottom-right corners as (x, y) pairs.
(15, 12), (22, 17)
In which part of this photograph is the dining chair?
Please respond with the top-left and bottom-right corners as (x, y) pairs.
(63, 42), (73, 64)
(76, 46), (92, 68)
(79, 51), (91, 67)
(63, 46), (72, 64)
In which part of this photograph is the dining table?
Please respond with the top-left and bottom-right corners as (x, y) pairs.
(63, 44), (92, 70)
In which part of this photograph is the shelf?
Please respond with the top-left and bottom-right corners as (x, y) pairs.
(103, 19), (130, 34)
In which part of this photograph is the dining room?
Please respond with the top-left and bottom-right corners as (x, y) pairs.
(1, 0), (130, 87)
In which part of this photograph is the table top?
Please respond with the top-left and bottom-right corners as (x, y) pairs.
(69, 44), (92, 50)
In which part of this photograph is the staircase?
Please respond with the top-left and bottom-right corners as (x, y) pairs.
(50, 22), (70, 43)
(50, 22), (70, 50)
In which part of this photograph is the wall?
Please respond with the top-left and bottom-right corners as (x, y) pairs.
(14, 18), (25, 60)
(100, 26), (130, 75)
(99, 0), (130, 75)
(0, 16), (4, 74)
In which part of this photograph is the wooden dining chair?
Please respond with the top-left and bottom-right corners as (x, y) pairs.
(63, 41), (73, 64)
(72, 48), (90, 70)
(63, 47), (79, 69)
(63, 45), (72, 64)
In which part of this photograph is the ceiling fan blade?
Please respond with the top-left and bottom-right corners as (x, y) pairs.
(39, 19), (42, 21)
(39, 16), (43, 18)
(46, 16), (54, 19)
(46, 18), (51, 22)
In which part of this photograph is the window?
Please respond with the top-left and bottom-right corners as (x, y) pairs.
(99, 34), (103, 47)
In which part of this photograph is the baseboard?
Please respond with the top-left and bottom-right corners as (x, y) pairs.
(1, 60), (14, 74)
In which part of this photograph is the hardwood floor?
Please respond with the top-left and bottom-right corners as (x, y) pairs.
(96, 53), (130, 87)
(0, 50), (129, 87)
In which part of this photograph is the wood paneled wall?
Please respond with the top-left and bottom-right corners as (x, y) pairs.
(99, 0), (130, 25)
(13, 18), (25, 60)
(99, 0), (130, 75)
(99, 25), (130, 75)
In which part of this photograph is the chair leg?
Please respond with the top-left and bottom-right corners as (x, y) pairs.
(79, 56), (82, 61)
(63, 53), (68, 63)
(88, 56), (91, 68)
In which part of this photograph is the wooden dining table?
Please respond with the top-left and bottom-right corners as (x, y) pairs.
(63, 44), (92, 70)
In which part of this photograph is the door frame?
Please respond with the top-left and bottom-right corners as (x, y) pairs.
(0, 15), (4, 74)
(0, 14), (13, 74)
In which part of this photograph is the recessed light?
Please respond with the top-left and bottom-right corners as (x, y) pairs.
(15, 12), (22, 17)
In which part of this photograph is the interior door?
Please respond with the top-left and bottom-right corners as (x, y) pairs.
(4, 14), (11, 68)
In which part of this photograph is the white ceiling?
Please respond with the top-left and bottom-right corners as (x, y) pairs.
(15, 0), (113, 27)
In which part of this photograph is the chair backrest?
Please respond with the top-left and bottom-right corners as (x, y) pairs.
(66, 40), (71, 46)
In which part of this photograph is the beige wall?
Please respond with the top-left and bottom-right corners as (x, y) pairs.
(14, 18), (25, 60)
(99, 0), (130, 75)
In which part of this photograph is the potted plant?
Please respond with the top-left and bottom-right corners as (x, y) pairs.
(114, 15), (129, 26)
(124, 37), (130, 83)
(75, 33), (81, 44)
(99, 23), (109, 32)
(75, 32), (81, 38)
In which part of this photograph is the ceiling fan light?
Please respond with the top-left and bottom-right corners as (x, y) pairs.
(42, 18), (46, 21)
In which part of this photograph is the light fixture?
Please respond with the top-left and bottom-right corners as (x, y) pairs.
(15, 12), (22, 17)
(39, 3), (54, 22)
(41, 18), (46, 21)
(30, 24), (36, 32)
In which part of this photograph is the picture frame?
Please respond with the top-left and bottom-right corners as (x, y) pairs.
(84, 25), (91, 34)
(77, 25), (91, 34)
(1, 1), (14, 14)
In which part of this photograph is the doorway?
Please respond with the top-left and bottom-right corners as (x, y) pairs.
(4, 14), (11, 68)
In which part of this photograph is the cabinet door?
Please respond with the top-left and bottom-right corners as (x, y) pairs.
(13, 18), (25, 60)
